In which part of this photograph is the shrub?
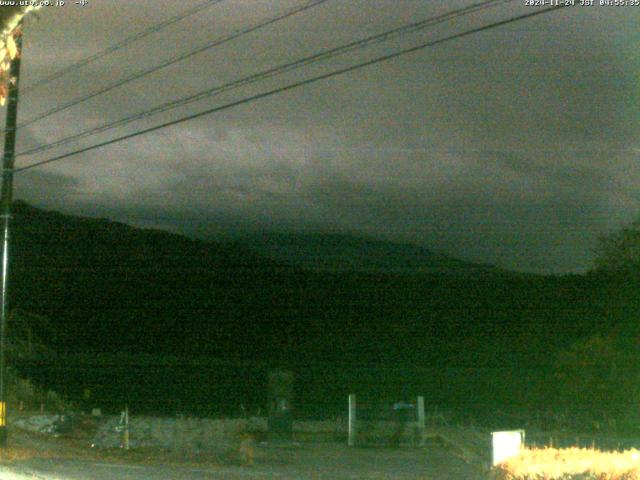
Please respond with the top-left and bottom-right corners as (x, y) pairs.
(492, 447), (640, 480)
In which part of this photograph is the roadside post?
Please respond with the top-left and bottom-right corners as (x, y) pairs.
(348, 394), (356, 446)
(116, 405), (130, 450)
(416, 396), (425, 446)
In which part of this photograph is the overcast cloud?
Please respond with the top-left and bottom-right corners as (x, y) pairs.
(9, 0), (640, 273)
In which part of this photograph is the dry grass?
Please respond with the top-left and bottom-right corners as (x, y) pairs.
(7, 422), (236, 469)
(493, 447), (640, 479)
(3, 412), (267, 470)
(0, 446), (46, 463)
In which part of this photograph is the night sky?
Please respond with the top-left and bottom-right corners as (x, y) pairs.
(9, 0), (640, 274)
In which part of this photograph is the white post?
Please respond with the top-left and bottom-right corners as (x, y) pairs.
(124, 405), (130, 450)
(348, 394), (356, 447)
(417, 396), (425, 445)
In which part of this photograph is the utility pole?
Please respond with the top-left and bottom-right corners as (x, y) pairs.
(0, 28), (23, 448)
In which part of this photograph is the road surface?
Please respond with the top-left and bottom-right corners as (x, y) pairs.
(1, 443), (485, 479)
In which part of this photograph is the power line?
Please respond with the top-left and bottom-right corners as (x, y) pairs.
(14, 4), (569, 174)
(21, 0), (226, 95)
(17, 0), (509, 158)
(14, 0), (330, 133)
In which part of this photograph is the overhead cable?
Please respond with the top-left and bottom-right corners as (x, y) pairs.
(17, 0), (509, 158)
(14, 5), (570, 173)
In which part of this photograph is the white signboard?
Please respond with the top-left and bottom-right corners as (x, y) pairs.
(492, 430), (525, 466)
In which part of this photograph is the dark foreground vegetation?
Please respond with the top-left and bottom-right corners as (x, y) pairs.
(7, 202), (640, 427)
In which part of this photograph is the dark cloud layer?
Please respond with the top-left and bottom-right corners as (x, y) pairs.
(9, 1), (640, 273)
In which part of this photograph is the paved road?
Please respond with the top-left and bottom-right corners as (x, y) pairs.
(1, 444), (486, 479)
